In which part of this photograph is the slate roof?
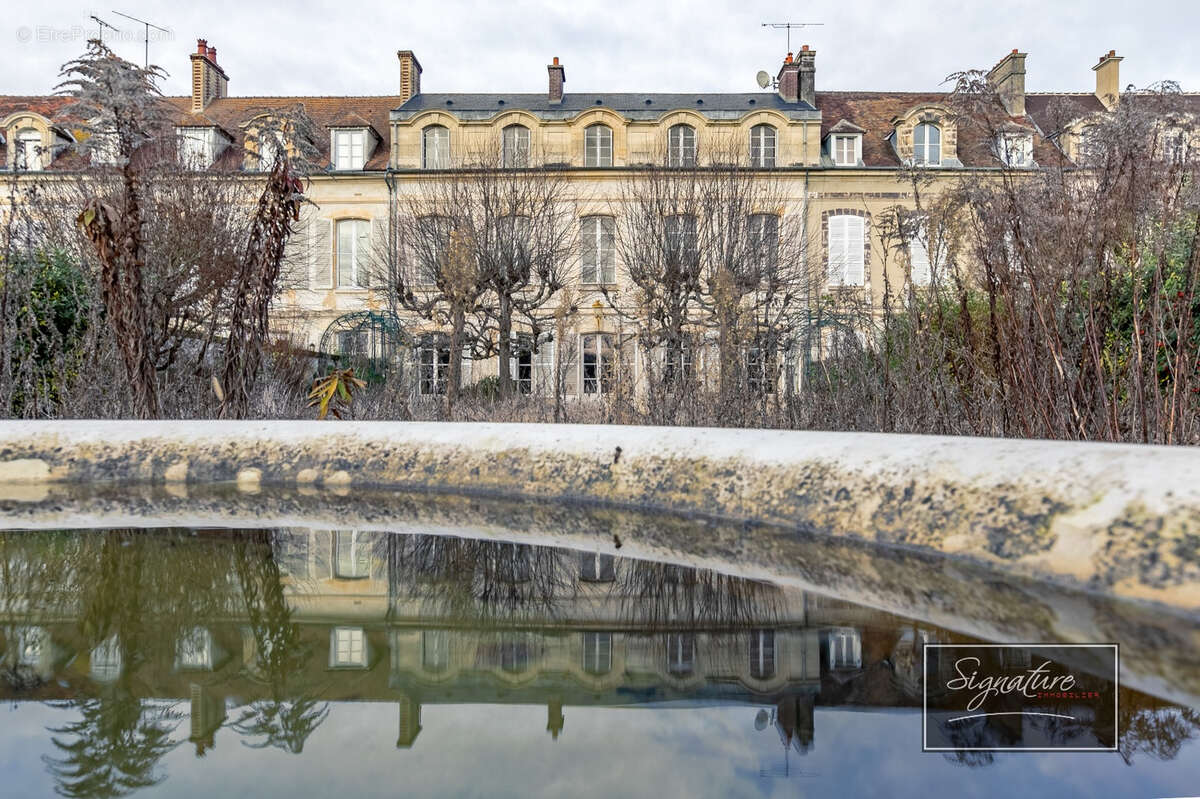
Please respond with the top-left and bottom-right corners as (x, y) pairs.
(393, 92), (818, 121)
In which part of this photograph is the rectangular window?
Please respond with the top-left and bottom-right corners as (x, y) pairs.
(749, 629), (775, 680)
(995, 133), (1032, 167)
(333, 129), (366, 170)
(833, 134), (859, 166)
(665, 214), (698, 266)
(422, 630), (449, 672)
(179, 127), (215, 169)
(177, 627), (213, 670)
(331, 627), (367, 668)
(750, 125), (776, 167)
(581, 333), (616, 395)
(582, 632), (613, 675)
(419, 343), (451, 395)
(514, 348), (533, 395)
(827, 214), (865, 286)
(334, 530), (371, 578)
(579, 552), (615, 582)
(827, 628), (862, 670)
(747, 213), (779, 272)
(336, 218), (370, 288)
(747, 344), (777, 394)
(581, 216), (616, 284)
(666, 632), (695, 676)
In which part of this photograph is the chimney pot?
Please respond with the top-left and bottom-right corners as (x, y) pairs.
(207, 46), (217, 63)
(801, 44), (809, 51)
(197, 39), (207, 54)
(553, 56), (559, 65)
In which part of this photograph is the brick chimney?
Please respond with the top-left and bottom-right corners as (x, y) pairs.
(189, 38), (228, 113)
(1093, 50), (1122, 110)
(548, 56), (565, 105)
(987, 49), (1027, 117)
(398, 50), (422, 105)
(797, 45), (816, 108)
(776, 52), (799, 103)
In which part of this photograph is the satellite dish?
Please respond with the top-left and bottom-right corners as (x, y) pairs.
(756, 70), (771, 89)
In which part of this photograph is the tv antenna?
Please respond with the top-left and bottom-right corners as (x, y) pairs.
(112, 10), (170, 68)
(761, 22), (824, 53)
(90, 15), (119, 45)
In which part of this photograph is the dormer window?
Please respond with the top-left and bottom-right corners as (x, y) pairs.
(995, 133), (1033, 167)
(832, 133), (862, 166)
(667, 124), (696, 167)
(584, 124), (613, 167)
(14, 128), (43, 171)
(333, 128), (367, 170)
(257, 129), (285, 171)
(501, 124), (530, 167)
(178, 126), (223, 170)
(749, 124), (776, 167)
(422, 125), (449, 169)
(89, 127), (120, 166)
(913, 122), (941, 166)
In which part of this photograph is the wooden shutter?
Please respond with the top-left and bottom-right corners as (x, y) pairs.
(581, 218), (597, 283)
(845, 216), (865, 286)
(909, 235), (931, 285)
(311, 218), (333, 289)
(827, 216), (846, 284)
(562, 335), (579, 396)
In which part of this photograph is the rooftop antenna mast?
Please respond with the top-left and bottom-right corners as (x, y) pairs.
(90, 15), (119, 45)
(111, 10), (170, 68)
(761, 22), (824, 53)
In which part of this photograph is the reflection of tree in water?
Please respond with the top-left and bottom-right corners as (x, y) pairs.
(41, 530), (191, 797)
(1118, 691), (1200, 765)
(614, 560), (783, 630)
(43, 696), (180, 799)
(940, 687), (1200, 768)
(228, 531), (328, 754)
(387, 534), (573, 622)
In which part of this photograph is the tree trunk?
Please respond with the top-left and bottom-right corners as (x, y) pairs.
(497, 292), (513, 399)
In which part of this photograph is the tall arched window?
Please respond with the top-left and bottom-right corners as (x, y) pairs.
(584, 124), (612, 167)
(913, 122), (941, 166)
(749, 124), (776, 167)
(422, 125), (450, 169)
(501, 124), (530, 167)
(668, 124), (696, 166)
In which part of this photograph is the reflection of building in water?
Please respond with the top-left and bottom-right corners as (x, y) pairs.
(0, 529), (946, 757)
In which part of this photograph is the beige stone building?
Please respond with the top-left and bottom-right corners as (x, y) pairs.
(1, 41), (1194, 399)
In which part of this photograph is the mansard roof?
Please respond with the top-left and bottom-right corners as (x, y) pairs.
(393, 92), (819, 121)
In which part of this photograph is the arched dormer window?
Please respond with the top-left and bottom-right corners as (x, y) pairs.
(501, 124), (530, 167)
(749, 124), (776, 167)
(667, 124), (696, 167)
(422, 125), (450, 169)
(913, 122), (941, 166)
(584, 124), (612, 167)
(15, 128), (43, 171)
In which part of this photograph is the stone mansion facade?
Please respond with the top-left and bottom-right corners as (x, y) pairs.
(1, 40), (1193, 398)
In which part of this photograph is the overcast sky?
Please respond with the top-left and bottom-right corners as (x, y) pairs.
(4, 1), (1198, 99)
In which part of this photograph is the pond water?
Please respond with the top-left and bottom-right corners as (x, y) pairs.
(0, 520), (1198, 798)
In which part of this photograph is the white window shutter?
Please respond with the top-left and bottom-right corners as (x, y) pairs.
(828, 217), (846, 284)
(910, 237), (931, 285)
(460, 348), (472, 387)
(311, 219), (333, 289)
(370, 217), (388, 288)
(846, 217), (865, 286)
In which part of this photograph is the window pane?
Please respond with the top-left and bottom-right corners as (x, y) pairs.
(585, 125), (612, 167)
